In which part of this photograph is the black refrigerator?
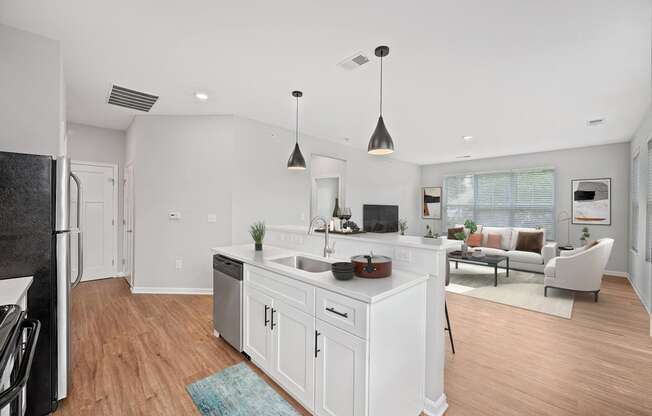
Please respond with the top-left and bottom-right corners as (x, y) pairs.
(0, 151), (81, 415)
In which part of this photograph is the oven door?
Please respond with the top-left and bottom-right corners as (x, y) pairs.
(0, 319), (40, 416)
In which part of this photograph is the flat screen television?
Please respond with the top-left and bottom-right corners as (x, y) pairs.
(363, 204), (399, 233)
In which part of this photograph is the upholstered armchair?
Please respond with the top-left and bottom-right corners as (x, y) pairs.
(543, 238), (614, 302)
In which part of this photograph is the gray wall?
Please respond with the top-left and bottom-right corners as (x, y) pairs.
(67, 122), (127, 270)
(0, 24), (64, 156)
(629, 109), (652, 314)
(126, 115), (420, 291)
(420, 143), (630, 273)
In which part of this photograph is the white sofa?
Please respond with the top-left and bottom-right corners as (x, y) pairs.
(450, 226), (557, 273)
(543, 238), (614, 301)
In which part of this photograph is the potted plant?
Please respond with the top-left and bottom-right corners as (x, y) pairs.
(399, 218), (408, 235)
(580, 226), (590, 245)
(250, 221), (266, 251)
(454, 219), (478, 253)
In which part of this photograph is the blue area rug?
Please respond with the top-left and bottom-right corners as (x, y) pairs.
(186, 363), (300, 416)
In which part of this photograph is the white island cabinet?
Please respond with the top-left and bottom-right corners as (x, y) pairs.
(233, 254), (428, 416)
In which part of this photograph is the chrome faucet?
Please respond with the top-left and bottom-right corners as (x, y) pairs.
(308, 216), (336, 258)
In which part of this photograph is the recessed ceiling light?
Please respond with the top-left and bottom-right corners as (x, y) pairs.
(463, 136), (473, 141)
(194, 92), (209, 101)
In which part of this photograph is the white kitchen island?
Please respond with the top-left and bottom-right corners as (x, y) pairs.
(213, 225), (455, 416)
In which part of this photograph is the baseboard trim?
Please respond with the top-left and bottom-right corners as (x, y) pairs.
(130, 286), (212, 295)
(423, 394), (448, 416)
(604, 270), (629, 278)
(627, 276), (652, 315)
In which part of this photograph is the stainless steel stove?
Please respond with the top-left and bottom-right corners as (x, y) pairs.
(0, 305), (40, 416)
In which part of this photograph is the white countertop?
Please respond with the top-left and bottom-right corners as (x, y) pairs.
(212, 244), (429, 303)
(0, 276), (33, 306)
(268, 225), (455, 252)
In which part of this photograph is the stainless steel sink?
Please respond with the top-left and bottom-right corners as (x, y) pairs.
(272, 255), (332, 273)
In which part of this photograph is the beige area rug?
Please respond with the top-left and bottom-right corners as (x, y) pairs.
(446, 263), (574, 319)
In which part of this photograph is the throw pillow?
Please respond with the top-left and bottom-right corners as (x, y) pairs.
(515, 231), (544, 254)
(448, 226), (464, 240)
(466, 233), (482, 247)
(585, 239), (599, 249)
(486, 233), (503, 249)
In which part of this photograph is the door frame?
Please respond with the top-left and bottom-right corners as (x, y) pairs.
(123, 162), (135, 287)
(71, 160), (120, 278)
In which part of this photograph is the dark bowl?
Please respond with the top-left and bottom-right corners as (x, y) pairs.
(331, 262), (354, 280)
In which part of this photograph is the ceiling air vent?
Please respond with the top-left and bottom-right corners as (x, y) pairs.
(338, 52), (370, 70)
(107, 85), (159, 112)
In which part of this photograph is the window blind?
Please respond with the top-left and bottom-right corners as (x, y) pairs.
(444, 168), (555, 239)
(632, 154), (639, 252)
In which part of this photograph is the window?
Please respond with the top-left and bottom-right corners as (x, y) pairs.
(632, 153), (639, 252)
(444, 168), (555, 239)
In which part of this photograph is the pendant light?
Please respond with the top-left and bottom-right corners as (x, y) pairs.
(287, 90), (307, 170)
(368, 45), (395, 155)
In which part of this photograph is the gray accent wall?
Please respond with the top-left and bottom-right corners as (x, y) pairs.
(419, 143), (630, 273)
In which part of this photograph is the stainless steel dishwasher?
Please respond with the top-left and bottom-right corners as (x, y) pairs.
(213, 255), (243, 351)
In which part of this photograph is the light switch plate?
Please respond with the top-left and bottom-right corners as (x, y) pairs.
(175, 259), (183, 269)
(168, 211), (181, 220)
(207, 214), (217, 223)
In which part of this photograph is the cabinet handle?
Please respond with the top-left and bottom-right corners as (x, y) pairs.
(270, 308), (276, 330)
(314, 330), (321, 358)
(264, 305), (270, 327)
(326, 307), (348, 319)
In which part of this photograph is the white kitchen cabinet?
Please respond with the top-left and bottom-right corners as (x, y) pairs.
(242, 263), (426, 416)
(272, 300), (315, 410)
(314, 320), (367, 416)
(243, 285), (274, 371)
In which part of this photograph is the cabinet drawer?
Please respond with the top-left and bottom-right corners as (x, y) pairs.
(245, 265), (315, 315)
(315, 288), (368, 339)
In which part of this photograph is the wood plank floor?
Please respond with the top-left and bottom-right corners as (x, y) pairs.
(54, 276), (652, 415)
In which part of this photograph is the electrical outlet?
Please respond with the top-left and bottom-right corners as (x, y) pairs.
(207, 214), (217, 223)
(175, 259), (183, 269)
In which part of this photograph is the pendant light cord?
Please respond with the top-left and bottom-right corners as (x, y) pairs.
(379, 53), (383, 116)
(296, 95), (299, 144)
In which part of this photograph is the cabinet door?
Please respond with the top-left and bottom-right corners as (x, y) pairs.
(244, 285), (274, 371)
(315, 320), (367, 416)
(271, 300), (315, 411)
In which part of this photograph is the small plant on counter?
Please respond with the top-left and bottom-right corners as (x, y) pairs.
(399, 218), (408, 235)
(250, 221), (266, 251)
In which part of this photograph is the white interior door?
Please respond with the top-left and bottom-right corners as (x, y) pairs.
(71, 162), (117, 281)
(123, 164), (134, 286)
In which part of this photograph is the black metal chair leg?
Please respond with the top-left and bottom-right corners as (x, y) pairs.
(594, 291), (599, 302)
(445, 302), (455, 354)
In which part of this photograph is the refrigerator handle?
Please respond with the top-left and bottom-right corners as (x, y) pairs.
(71, 172), (84, 288)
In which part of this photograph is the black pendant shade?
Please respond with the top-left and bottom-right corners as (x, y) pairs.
(287, 90), (307, 170)
(287, 142), (306, 170)
(368, 115), (394, 155)
(368, 45), (395, 155)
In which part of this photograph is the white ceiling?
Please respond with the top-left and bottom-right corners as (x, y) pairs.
(1, 0), (650, 165)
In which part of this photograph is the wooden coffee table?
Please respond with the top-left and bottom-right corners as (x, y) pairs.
(448, 250), (509, 287)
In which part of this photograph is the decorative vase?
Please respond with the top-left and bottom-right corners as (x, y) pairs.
(255, 242), (263, 251)
(461, 243), (468, 254)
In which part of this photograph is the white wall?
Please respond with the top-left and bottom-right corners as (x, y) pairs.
(629, 109), (652, 315)
(67, 122), (126, 269)
(420, 143), (630, 273)
(0, 24), (64, 156)
(126, 115), (234, 291)
(125, 115), (420, 290)
(231, 116), (421, 245)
